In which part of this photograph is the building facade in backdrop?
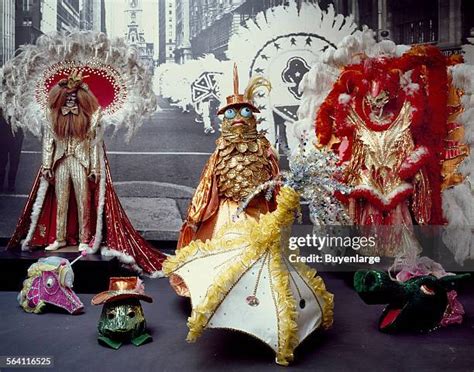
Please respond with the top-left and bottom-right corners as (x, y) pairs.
(80, 0), (103, 31)
(175, 0), (192, 63)
(10, 0), (106, 64)
(15, 0), (43, 50)
(0, 0), (15, 66)
(40, 0), (58, 33)
(57, 0), (80, 31)
(100, 0), (106, 33)
(343, 0), (473, 56)
(188, 0), (324, 59)
(125, 0), (154, 66)
(16, 0), (79, 51)
(187, 0), (473, 59)
(189, 0), (245, 59)
(159, 0), (176, 63)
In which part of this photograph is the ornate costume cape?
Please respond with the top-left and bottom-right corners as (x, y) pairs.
(315, 45), (469, 256)
(8, 143), (165, 277)
(2, 32), (164, 276)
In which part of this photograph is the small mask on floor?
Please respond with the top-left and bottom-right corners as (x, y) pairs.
(18, 256), (84, 314)
(92, 277), (153, 349)
(354, 269), (469, 333)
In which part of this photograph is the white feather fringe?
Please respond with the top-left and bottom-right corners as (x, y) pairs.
(441, 63), (474, 264)
(1, 31), (156, 140)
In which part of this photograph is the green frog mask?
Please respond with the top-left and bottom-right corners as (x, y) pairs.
(92, 277), (153, 349)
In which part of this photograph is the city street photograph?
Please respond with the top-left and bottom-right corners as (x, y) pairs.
(0, 0), (473, 371)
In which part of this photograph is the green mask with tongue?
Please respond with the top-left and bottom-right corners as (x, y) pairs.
(354, 270), (469, 333)
(97, 298), (151, 349)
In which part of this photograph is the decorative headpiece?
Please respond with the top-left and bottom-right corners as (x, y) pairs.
(91, 277), (152, 305)
(57, 68), (89, 91)
(1, 31), (156, 139)
(217, 63), (271, 115)
(41, 60), (125, 114)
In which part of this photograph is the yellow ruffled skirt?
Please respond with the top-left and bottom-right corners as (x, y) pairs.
(163, 186), (334, 366)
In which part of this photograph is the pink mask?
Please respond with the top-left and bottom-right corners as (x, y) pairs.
(18, 256), (84, 314)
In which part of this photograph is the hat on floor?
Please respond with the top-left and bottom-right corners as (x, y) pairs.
(92, 277), (152, 305)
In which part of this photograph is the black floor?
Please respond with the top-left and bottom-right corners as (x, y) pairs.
(0, 272), (473, 372)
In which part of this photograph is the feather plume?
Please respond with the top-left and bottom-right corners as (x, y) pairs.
(1, 31), (156, 140)
(243, 76), (271, 103)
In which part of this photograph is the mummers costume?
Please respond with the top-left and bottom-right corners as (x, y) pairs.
(171, 65), (280, 295)
(5, 32), (166, 276)
(42, 71), (100, 251)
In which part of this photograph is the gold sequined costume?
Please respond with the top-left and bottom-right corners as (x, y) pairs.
(42, 109), (100, 244)
(173, 65), (280, 296)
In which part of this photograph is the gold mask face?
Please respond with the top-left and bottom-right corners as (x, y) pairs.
(220, 105), (257, 135)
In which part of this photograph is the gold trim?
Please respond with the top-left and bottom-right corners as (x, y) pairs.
(163, 187), (333, 365)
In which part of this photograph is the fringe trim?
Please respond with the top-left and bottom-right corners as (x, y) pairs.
(268, 251), (298, 366)
(18, 279), (46, 314)
(165, 187), (331, 366)
(184, 232), (266, 343)
(18, 262), (57, 313)
(292, 262), (335, 330)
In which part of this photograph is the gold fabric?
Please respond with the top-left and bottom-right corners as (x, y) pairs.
(186, 153), (218, 226)
(345, 101), (414, 196)
(442, 84), (469, 190)
(215, 131), (273, 202)
(55, 155), (90, 243)
(42, 110), (101, 173)
(412, 169), (432, 224)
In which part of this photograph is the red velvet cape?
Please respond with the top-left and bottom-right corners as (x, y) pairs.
(8, 150), (166, 275)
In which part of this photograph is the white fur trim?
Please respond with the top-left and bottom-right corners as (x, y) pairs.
(351, 183), (413, 206)
(21, 177), (49, 251)
(100, 246), (164, 278)
(399, 146), (429, 176)
(87, 145), (106, 254)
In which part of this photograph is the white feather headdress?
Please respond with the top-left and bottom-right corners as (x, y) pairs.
(1, 31), (156, 140)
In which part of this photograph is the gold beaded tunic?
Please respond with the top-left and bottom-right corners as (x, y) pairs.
(215, 130), (273, 202)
